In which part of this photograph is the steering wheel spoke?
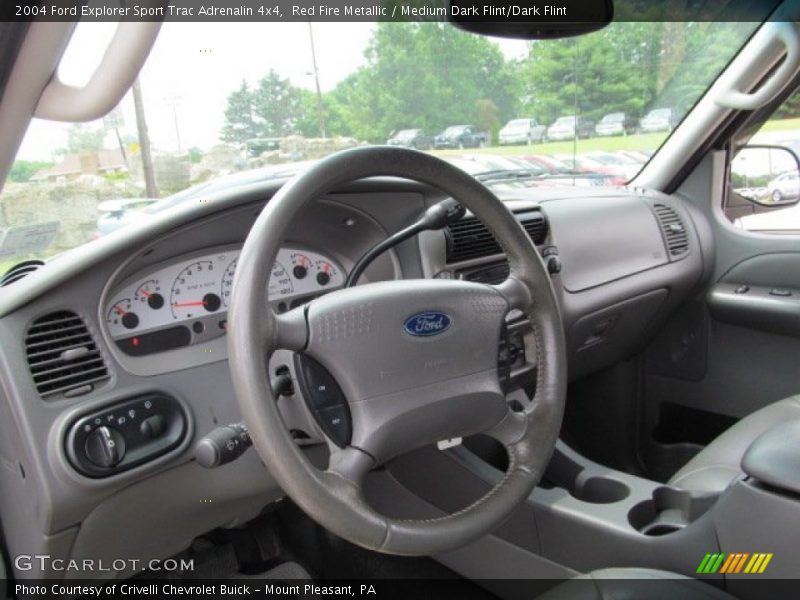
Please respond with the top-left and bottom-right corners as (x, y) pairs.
(272, 306), (309, 351)
(326, 446), (375, 486)
(492, 276), (534, 312)
(486, 404), (529, 446)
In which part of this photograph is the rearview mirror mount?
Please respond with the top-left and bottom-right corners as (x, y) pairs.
(449, 0), (613, 40)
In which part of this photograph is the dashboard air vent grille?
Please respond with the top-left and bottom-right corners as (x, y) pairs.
(25, 311), (108, 397)
(1, 260), (45, 287)
(446, 210), (547, 263)
(653, 204), (689, 258)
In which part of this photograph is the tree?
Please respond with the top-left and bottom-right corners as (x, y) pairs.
(252, 70), (304, 138)
(321, 23), (517, 142)
(220, 80), (257, 144)
(8, 160), (52, 183)
(513, 22), (664, 126)
(63, 123), (106, 154)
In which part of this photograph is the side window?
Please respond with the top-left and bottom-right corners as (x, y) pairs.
(724, 89), (800, 234)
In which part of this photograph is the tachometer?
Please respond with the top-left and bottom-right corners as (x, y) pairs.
(221, 258), (238, 307)
(170, 260), (222, 319)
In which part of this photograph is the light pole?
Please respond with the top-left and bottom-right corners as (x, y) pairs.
(307, 22), (327, 138)
(164, 93), (183, 153)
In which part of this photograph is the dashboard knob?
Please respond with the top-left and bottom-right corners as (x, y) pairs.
(84, 426), (125, 468)
(140, 414), (167, 439)
(546, 256), (562, 275)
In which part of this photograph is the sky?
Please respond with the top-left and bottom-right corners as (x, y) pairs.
(16, 22), (529, 161)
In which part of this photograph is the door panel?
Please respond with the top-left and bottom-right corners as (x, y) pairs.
(641, 152), (800, 478)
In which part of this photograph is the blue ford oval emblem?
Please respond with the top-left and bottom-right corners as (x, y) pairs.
(403, 312), (452, 337)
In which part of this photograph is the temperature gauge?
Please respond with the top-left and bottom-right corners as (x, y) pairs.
(107, 299), (139, 332)
(314, 260), (338, 287)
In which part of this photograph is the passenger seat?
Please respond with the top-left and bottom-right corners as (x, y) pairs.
(668, 396), (800, 494)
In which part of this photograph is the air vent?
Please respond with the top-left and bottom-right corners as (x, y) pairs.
(446, 210), (547, 263)
(1, 259), (45, 287)
(653, 204), (689, 259)
(25, 311), (108, 397)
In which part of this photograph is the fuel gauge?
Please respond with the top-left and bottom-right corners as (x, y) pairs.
(291, 253), (311, 280)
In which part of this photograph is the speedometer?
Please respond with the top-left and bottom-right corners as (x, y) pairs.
(221, 258), (294, 305)
(268, 261), (294, 299)
(170, 260), (222, 319)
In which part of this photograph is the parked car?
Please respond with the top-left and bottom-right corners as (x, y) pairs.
(433, 125), (489, 149)
(553, 153), (627, 185)
(594, 112), (636, 136)
(639, 108), (676, 132)
(521, 154), (621, 186)
(498, 118), (547, 145)
(585, 151), (643, 179)
(546, 115), (595, 141)
(767, 169), (800, 203)
(386, 128), (433, 149)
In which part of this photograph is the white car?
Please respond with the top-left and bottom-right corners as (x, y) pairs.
(498, 118), (546, 145)
(766, 170), (800, 203)
(639, 108), (675, 133)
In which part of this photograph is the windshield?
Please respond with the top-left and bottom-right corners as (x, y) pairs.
(1, 17), (761, 271)
(601, 113), (625, 123)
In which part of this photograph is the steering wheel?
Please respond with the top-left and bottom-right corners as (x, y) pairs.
(227, 146), (566, 556)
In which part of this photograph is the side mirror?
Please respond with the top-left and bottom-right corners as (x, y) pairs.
(731, 145), (800, 207)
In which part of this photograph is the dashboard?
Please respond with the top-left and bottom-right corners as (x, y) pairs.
(104, 246), (344, 356)
(0, 180), (708, 581)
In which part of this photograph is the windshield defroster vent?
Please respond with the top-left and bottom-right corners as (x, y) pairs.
(653, 204), (689, 259)
(25, 311), (109, 397)
(1, 260), (45, 287)
(446, 210), (547, 263)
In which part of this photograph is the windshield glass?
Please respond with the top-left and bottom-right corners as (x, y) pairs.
(1, 17), (761, 271)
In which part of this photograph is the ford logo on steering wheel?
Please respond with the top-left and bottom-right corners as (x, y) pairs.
(403, 312), (452, 337)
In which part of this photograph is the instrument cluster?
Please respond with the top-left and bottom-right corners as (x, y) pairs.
(104, 246), (343, 356)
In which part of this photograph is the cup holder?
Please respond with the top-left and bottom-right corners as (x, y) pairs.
(570, 475), (630, 504)
(628, 486), (717, 536)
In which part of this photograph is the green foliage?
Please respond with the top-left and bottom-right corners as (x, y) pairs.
(187, 147), (203, 164)
(220, 79), (258, 144)
(252, 70), (304, 138)
(8, 160), (52, 183)
(63, 123), (106, 154)
(326, 23), (515, 142)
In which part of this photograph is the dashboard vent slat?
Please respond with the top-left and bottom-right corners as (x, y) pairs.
(25, 311), (108, 397)
(653, 204), (689, 259)
(446, 210), (548, 263)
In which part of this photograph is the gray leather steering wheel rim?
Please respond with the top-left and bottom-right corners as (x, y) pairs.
(228, 146), (567, 556)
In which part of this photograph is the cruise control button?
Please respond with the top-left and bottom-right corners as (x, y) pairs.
(318, 406), (352, 447)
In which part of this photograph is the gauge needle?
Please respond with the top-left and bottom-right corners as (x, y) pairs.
(138, 289), (151, 298)
(172, 300), (206, 307)
(113, 304), (129, 316)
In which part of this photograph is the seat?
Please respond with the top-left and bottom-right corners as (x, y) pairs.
(667, 396), (800, 495)
(537, 568), (735, 599)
